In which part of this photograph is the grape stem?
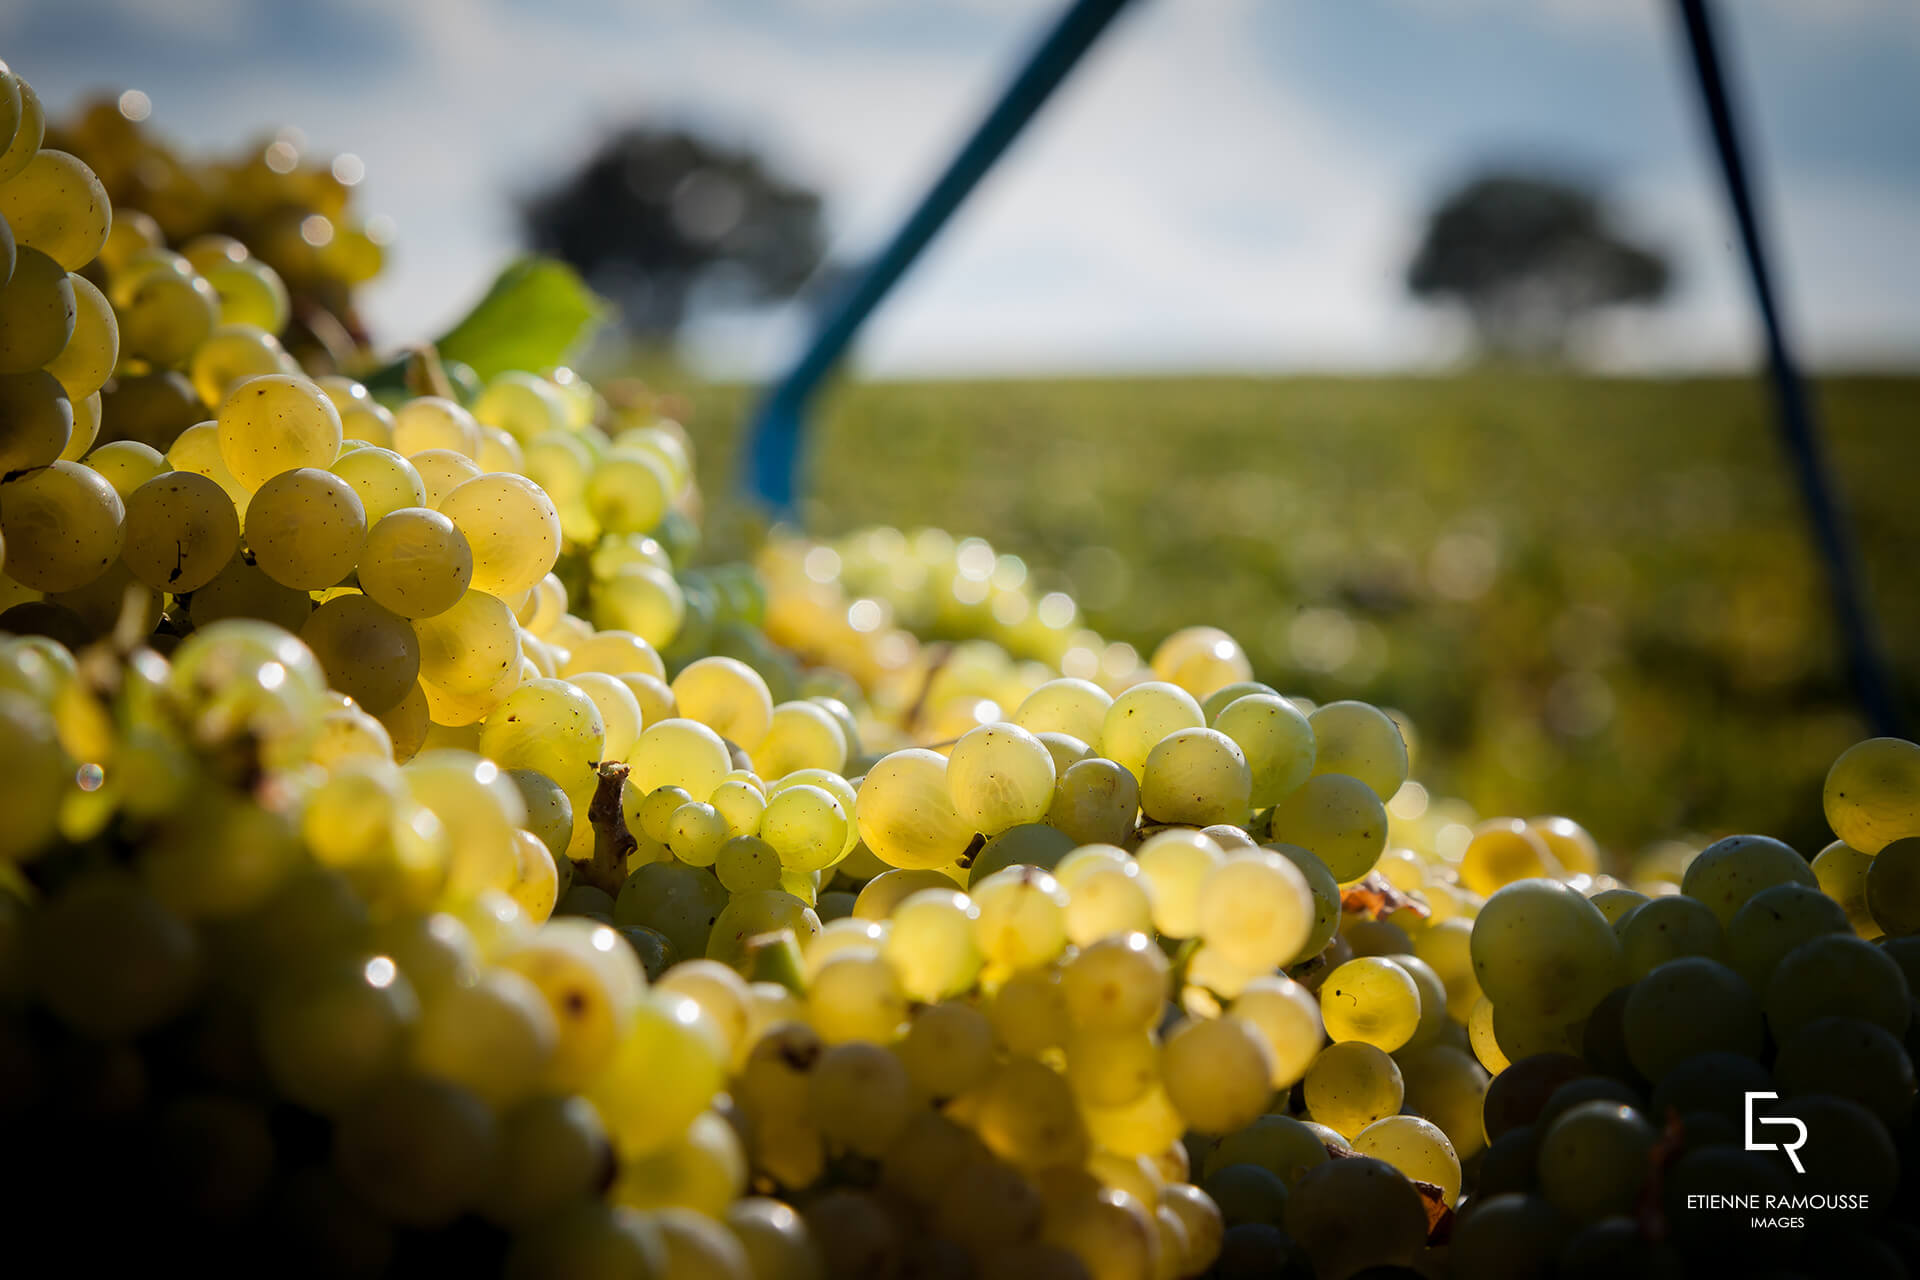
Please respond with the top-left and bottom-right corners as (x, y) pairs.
(579, 761), (635, 896)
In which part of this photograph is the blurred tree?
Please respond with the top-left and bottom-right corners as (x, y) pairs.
(1407, 171), (1671, 360)
(523, 128), (828, 338)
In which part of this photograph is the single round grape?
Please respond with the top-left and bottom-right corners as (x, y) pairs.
(0, 459), (123, 591)
(1267, 772), (1387, 882)
(1724, 880), (1849, 988)
(1319, 955), (1422, 1051)
(1537, 1100), (1656, 1221)
(330, 445), (426, 525)
(0, 75), (44, 184)
(1140, 726), (1251, 827)
(1625, 957), (1763, 1079)
(45, 272), (117, 401)
(435, 472), (561, 600)
(480, 677), (606, 782)
(0, 246), (74, 375)
(671, 655), (774, 749)
(1282, 1156), (1427, 1279)
(1213, 693), (1315, 810)
(1101, 681), (1205, 779)
(243, 467), (365, 590)
(258, 956), (420, 1114)
(1618, 893), (1725, 979)
(947, 721), (1056, 833)
(1680, 833), (1816, 927)
(1530, 815), (1601, 876)
(1774, 1014), (1916, 1128)
(1063, 859), (1154, 945)
(715, 834), (783, 894)
(1824, 737), (1920, 854)
(1812, 839), (1881, 939)
(1307, 700), (1408, 801)
(627, 716), (732, 800)
(56, 386), (99, 462)
(334, 1076), (497, 1228)
(473, 371), (568, 443)
(1195, 849), (1315, 972)
(358, 507), (474, 619)
(1765, 932), (1911, 1040)
(808, 948), (909, 1044)
(1354, 1114), (1461, 1205)
(165, 420), (252, 510)
(1471, 877), (1623, 1022)
(1048, 756), (1141, 847)
(216, 373), (342, 490)
(1302, 1040), (1404, 1137)
(1132, 828), (1222, 937)
(1162, 1013), (1276, 1134)
(760, 783), (850, 873)
(188, 549), (313, 633)
(0, 368), (72, 474)
(1013, 676), (1112, 744)
(565, 670), (641, 761)
(1868, 835), (1920, 936)
(187, 322), (289, 408)
(563, 628), (666, 681)
(0, 150), (110, 271)
(28, 872), (201, 1038)
(1398, 1045), (1491, 1160)
(84, 440), (167, 498)
(1458, 817), (1559, 896)
(592, 563), (684, 648)
(1062, 931), (1168, 1033)
(884, 888), (982, 1001)
(585, 446), (673, 534)
(113, 470), (238, 594)
(1230, 975), (1324, 1088)
(753, 700), (848, 778)
(615, 861), (729, 960)
(856, 747), (976, 871)
(412, 589), (519, 696)
(392, 396), (480, 457)
(301, 593), (422, 714)
(970, 865), (1070, 970)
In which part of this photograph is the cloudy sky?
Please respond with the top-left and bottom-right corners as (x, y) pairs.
(5, 0), (1917, 374)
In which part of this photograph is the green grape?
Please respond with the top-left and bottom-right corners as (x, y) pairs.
(669, 656), (773, 750)
(318, 376), (396, 449)
(411, 447), (482, 506)
(1063, 1027), (1158, 1109)
(1200, 680), (1280, 723)
(43, 273), (115, 400)
(613, 424), (692, 491)
(525, 429), (592, 502)
(759, 784), (850, 872)
(1013, 676), (1112, 744)
(1824, 737), (1920, 854)
(753, 700), (847, 777)
(716, 835), (783, 894)
(1200, 1119), (1325, 1195)
(1774, 1014), (1916, 1128)
(302, 757), (403, 866)
(436, 472), (561, 600)
(1100, 680), (1204, 779)
(187, 323), (289, 408)
(1536, 1100), (1655, 1221)
(1230, 975), (1324, 1087)
(496, 918), (647, 1089)
(111, 470), (235, 594)
(1162, 1013), (1276, 1134)
(392, 396), (481, 457)
(592, 562), (684, 648)
(1459, 818), (1559, 896)
(1063, 859), (1154, 945)
(1267, 843), (1340, 964)
(1470, 877), (1622, 1022)
(1765, 933), (1910, 1040)
(1046, 756), (1140, 847)
(947, 721), (1056, 833)
(1397, 1045), (1491, 1160)
(1152, 625), (1252, 699)
(1679, 834), (1816, 927)
(403, 750), (527, 899)
(0, 150), (109, 270)
(970, 865), (1069, 970)
(632, 784), (695, 844)
(1624, 957), (1762, 1079)
(975, 1056), (1088, 1172)
(473, 371), (568, 442)
(188, 550), (313, 633)
(1213, 693), (1315, 810)
(215, 373), (342, 489)
(1267, 773), (1387, 882)
(1307, 700), (1408, 801)
(1384, 952), (1448, 1047)
(330, 445), (425, 526)
(27, 871), (200, 1038)
(203, 256), (291, 332)
(1302, 1040), (1404, 1138)
(0, 368), (71, 474)
(1812, 839), (1880, 938)
(584, 445), (673, 534)
(662, 801), (727, 866)
(1159, 1183), (1225, 1275)
(1035, 730), (1093, 775)
(83, 439), (167, 498)
(804, 917), (885, 978)
(610, 1107), (746, 1216)
(413, 589), (519, 696)
(243, 467), (365, 589)
(411, 967), (558, 1107)
(1724, 881), (1849, 988)
(258, 955), (419, 1114)
(615, 861), (729, 960)
(1353, 1114), (1460, 1204)
(1282, 1156), (1427, 1279)
(851, 867), (954, 919)
(0, 247), (73, 375)
(989, 963), (1070, 1056)
(310, 705), (396, 769)
(165, 420), (252, 511)
(884, 888), (982, 1000)
(807, 1040), (913, 1156)
(808, 949), (909, 1043)
(1062, 931), (1167, 1033)
(1617, 894), (1725, 979)
(855, 747), (975, 871)
(0, 73), (43, 183)
(627, 716), (732, 801)
(300, 592), (421, 714)
(479, 677), (606, 780)
(504, 1202), (668, 1280)
(897, 1000), (996, 1099)
(57, 386), (99, 462)
(358, 507), (474, 618)
(1592, 889), (1647, 926)
(1319, 955), (1422, 1051)
(567, 671), (642, 759)
(1868, 835), (1920, 935)
(766, 769), (860, 853)
(1195, 849), (1315, 972)
(1130, 829), (1218, 937)
(505, 828), (560, 922)
(483, 1094), (613, 1227)
(563, 628), (666, 680)
(1139, 726), (1251, 828)
(334, 1076), (498, 1228)
(0, 459), (123, 591)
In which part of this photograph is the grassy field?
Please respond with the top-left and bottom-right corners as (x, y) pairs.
(668, 372), (1920, 861)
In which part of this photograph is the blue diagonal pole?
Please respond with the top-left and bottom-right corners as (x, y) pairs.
(1674, 0), (1903, 736)
(744, 0), (1138, 514)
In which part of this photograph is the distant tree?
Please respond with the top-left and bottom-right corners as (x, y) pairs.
(523, 127), (828, 338)
(1407, 171), (1671, 360)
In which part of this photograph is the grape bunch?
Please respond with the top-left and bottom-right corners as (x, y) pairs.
(5, 56), (1920, 1280)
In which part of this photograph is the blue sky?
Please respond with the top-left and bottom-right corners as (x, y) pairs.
(5, 0), (1917, 374)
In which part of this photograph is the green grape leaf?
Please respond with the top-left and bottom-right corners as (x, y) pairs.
(432, 256), (606, 385)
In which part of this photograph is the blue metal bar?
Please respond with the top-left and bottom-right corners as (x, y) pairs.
(745, 0), (1138, 513)
(1673, 0), (1903, 736)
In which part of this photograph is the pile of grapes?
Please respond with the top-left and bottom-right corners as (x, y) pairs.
(2, 58), (1918, 1280)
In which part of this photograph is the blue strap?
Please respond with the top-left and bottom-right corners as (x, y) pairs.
(1674, 0), (1902, 736)
(744, 0), (1138, 514)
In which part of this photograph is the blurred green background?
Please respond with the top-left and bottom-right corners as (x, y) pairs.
(671, 372), (1918, 860)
